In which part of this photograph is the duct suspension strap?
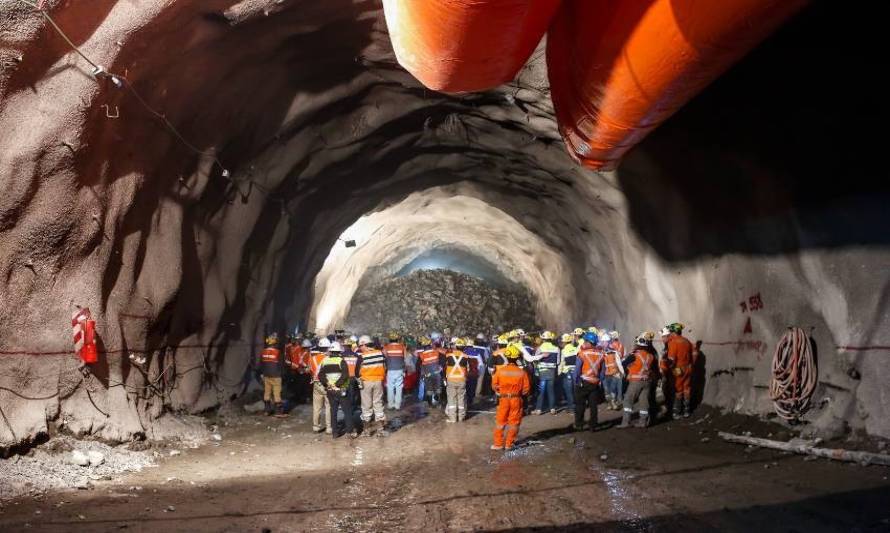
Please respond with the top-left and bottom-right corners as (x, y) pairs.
(769, 327), (817, 421)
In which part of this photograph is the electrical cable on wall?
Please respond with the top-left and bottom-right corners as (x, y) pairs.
(769, 326), (817, 422)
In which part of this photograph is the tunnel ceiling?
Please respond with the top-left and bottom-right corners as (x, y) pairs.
(1, 0), (889, 449)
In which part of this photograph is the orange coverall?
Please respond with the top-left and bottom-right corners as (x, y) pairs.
(666, 334), (695, 401)
(492, 363), (531, 449)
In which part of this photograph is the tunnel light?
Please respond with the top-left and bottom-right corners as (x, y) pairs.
(339, 237), (356, 248)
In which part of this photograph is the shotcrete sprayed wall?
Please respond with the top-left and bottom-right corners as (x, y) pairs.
(0, 0), (887, 450)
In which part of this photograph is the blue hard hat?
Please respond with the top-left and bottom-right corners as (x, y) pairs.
(582, 332), (598, 344)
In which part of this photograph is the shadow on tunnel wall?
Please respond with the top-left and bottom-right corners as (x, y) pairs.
(619, 0), (889, 261)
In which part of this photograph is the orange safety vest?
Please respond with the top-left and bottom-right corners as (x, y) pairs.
(578, 349), (604, 384)
(604, 351), (621, 376)
(343, 354), (358, 377)
(446, 352), (468, 382)
(383, 342), (406, 358)
(358, 347), (386, 381)
(419, 349), (440, 367)
(627, 349), (655, 381)
(609, 340), (625, 357)
(261, 347), (280, 364)
(308, 351), (326, 381)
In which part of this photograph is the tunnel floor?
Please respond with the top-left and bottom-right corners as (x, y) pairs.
(2, 404), (888, 532)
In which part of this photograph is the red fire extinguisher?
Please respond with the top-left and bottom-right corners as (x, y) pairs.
(81, 319), (98, 364)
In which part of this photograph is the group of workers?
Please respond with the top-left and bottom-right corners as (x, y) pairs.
(255, 323), (698, 450)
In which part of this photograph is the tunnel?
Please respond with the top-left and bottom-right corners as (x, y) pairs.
(1, 0), (889, 531)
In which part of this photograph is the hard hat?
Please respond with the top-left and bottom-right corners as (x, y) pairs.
(497, 335), (509, 346)
(600, 333), (612, 343)
(587, 326), (599, 334)
(301, 339), (312, 348)
(634, 334), (650, 347)
(329, 341), (343, 352)
(582, 331), (599, 345)
(609, 330), (619, 339)
(642, 331), (656, 342)
(265, 333), (279, 346)
(515, 328), (526, 337)
(540, 330), (555, 340)
(419, 335), (432, 346)
(430, 331), (442, 341)
(504, 345), (521, 359)
(660, 327), (671, 337)
(388, 331), (400, 341)
(317, 337), (331, 349)
(476, 333), (486, 342)
(358, 334), (372, 346)
(573, 327), (584, 336)
(560, 333), (573, 343)
(667, 322), (685, 334)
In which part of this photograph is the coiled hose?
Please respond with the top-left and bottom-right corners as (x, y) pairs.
(769, 327), (817, 421)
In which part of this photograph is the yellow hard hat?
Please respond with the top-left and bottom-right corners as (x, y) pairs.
(540, 330), (556, 340)
(388, 331), (400, 341)
(609, 330), (619, 339)
(587, 326), (599, 334)
(497, 335), (509, 346)
(560, 333), (573, 343)
(504, 345), (521, 359)
(573, 327), (584, 336)
(453, 337), (466, 347)
(265, 333), (279, 346)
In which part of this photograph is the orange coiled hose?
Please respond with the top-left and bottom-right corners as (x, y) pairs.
(770, 327), (817, 421)
(382, 0), (561, 93)
(546, 0), (806, 170)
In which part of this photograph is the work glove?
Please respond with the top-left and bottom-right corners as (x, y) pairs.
(673, 367), (683, 377)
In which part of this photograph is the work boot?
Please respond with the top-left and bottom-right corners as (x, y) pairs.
(264, 401), (273, 416)
(490, 444), (504, 451)
(637, 414), (650, 429)
(672, 398), (683, 419)
(550, 409), (557, 415)
(682, 400), (691, 418)
(274, 403), (287, 418)
(532, 409), (542, 415)
(617, 411), (632, 429)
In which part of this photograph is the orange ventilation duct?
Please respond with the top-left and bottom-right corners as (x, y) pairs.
(547, 0), (807, 170)
(382, 0), (561, 93)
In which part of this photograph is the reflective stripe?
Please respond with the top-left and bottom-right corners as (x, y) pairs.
(447, 353), (467, 381)
(579, 350), (603, 384)
(623, 407), (633, 413)
(628, 350), (654, 381)
(344, 355), (358, 377)
(261, 348), (279, 363)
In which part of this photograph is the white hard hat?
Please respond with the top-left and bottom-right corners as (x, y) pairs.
(515, 328), (526, 336)
(600, 333), (611, 343)
(349, 334), (359, 343)
(450, 337), (460, 345)
(358, 335), (372, 346)
(430, 331), (442, 340)
(660, 327), (671, 337)
(329, 341), (343, 352)
(317, 338), (331, 349)
(301, 339), (312, 348)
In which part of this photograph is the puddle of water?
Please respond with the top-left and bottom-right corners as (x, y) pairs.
(597, 467), (650, 532)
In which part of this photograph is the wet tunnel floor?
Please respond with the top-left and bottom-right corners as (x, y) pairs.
(2, 402), (889, 532)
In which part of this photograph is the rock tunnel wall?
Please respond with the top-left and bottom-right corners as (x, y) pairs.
(0, 0), (887, 449)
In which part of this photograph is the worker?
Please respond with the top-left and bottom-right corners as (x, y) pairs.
(618, 333), (658, 429)
(602, 332), (625, 410)
(357, 335), (387, 435)
(444, 338), (470, 422)
(532, 331), (560, 415)
(383, 331), (408, 410)
(309, 338), (333, 434)
(491, 345), (531, 451)
(464, 333), (489, 408)
(256, 333), (287, 418)
(417, 336), (444, 406)
(484, 334), (510, 397)
(558, 333), (578, 412)
(318, 341), (357, 439)
(574, 331), (605, 430)
(285, 335), (311, 406)
(343, 337), (360, 418)
(572, 327), (585, 347)
(663, 322), (695, 418)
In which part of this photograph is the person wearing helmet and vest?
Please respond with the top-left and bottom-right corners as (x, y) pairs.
(573, 331), (605, 430)
(383, 331), (408, 410)
(484, 334), (510, 398)
(444, 338), (471, 422)
(491, 344), (531, 450)
(572, 327), (585, 347)
(558, 333), (578, 412)
(463, 333), (489, 408)
(318, 341), (357, 439)
(257, 333), (287, 417)
(663, 322), (695, 418)
(418, 335), (444, 406)
(618, 333), (658, 428)
(601, 332), (626, 410)
(356, 335), (387, 434)
(310, 338), (333, 433)
(532, 331), (560, 415)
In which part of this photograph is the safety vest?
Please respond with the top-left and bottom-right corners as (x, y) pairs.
(308, 351), (326, 381)
(560, 344), (578, 374)
(260, 348), (280, 364)
(344, 354), (358, 377)
(446, 352), (467, 382)
(536, 342), (560, 369)
(320, 355), (344, 388)
(604, 351), (621, 376)
(627, 349), (654, 381)
(383, 342), (406, 358)
(609, 340), (625, 357)
(359, 347), (386, 381)
(578, 349), (604, 384)
(419, 349), (440, 367)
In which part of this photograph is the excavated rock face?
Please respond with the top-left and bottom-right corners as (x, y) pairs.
(0, 0), (887, 450)
(344, 269), (538, 339)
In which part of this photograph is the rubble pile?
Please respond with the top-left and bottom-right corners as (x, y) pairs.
(344, 269), (538, 338)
